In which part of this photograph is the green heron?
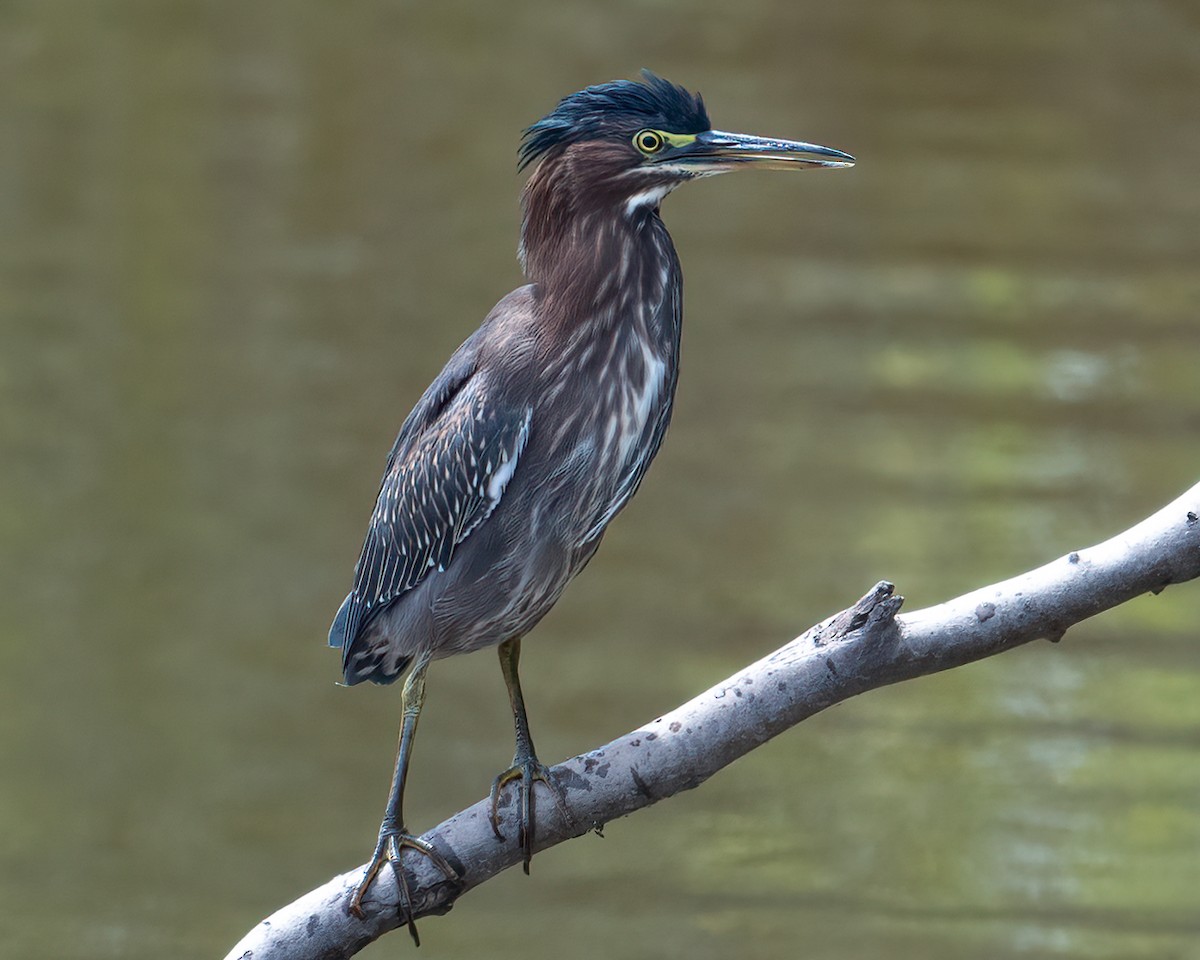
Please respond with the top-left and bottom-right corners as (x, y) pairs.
(329, 70), (853, 940)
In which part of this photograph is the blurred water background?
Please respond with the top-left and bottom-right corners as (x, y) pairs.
(2, 1), (1199, 957)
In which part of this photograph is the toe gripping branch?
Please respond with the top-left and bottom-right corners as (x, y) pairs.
(348, 827), (458, 946)
(489, 757), (574, 873)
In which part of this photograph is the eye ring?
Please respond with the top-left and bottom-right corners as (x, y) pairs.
(634, 129), (665, 154)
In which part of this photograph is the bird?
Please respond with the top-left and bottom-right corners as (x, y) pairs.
(328, 70), (854, 941)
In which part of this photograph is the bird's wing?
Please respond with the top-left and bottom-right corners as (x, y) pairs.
(329, 340), (532, 656)
(382, 327), (485, 474)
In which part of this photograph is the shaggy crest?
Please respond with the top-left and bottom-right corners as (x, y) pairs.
(519, 70), (710, 170)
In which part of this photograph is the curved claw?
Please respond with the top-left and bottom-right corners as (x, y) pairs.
(489, 758), (574, 873)
(347, 828), (457, 946)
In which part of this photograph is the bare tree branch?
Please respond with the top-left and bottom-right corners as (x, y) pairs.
(224, 481), (1200, 960)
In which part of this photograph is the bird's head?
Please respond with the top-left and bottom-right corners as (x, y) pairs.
(519, 70), (854, 215)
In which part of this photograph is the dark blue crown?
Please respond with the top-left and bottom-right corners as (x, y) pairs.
(519, 70), (710, 170)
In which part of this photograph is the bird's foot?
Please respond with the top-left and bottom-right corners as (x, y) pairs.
(347, 827), (457, 946)
(489, 754), (574, 873)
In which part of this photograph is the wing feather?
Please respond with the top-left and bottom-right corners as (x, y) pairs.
(330, 369), (532, 659)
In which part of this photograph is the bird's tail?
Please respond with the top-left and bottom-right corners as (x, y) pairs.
(329, 593), (409, 686)
(328, 594), (353, 648)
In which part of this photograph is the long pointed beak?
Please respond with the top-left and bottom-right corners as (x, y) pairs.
(669, 129), (855, 171)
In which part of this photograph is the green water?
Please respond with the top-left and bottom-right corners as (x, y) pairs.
(2, 2), (1198, 957)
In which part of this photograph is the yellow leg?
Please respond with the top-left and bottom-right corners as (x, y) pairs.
(488, 638), (574, 873)
(348, 651), (457, 945)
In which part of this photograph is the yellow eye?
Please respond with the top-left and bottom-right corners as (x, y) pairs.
(634, 129), (665, 154)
